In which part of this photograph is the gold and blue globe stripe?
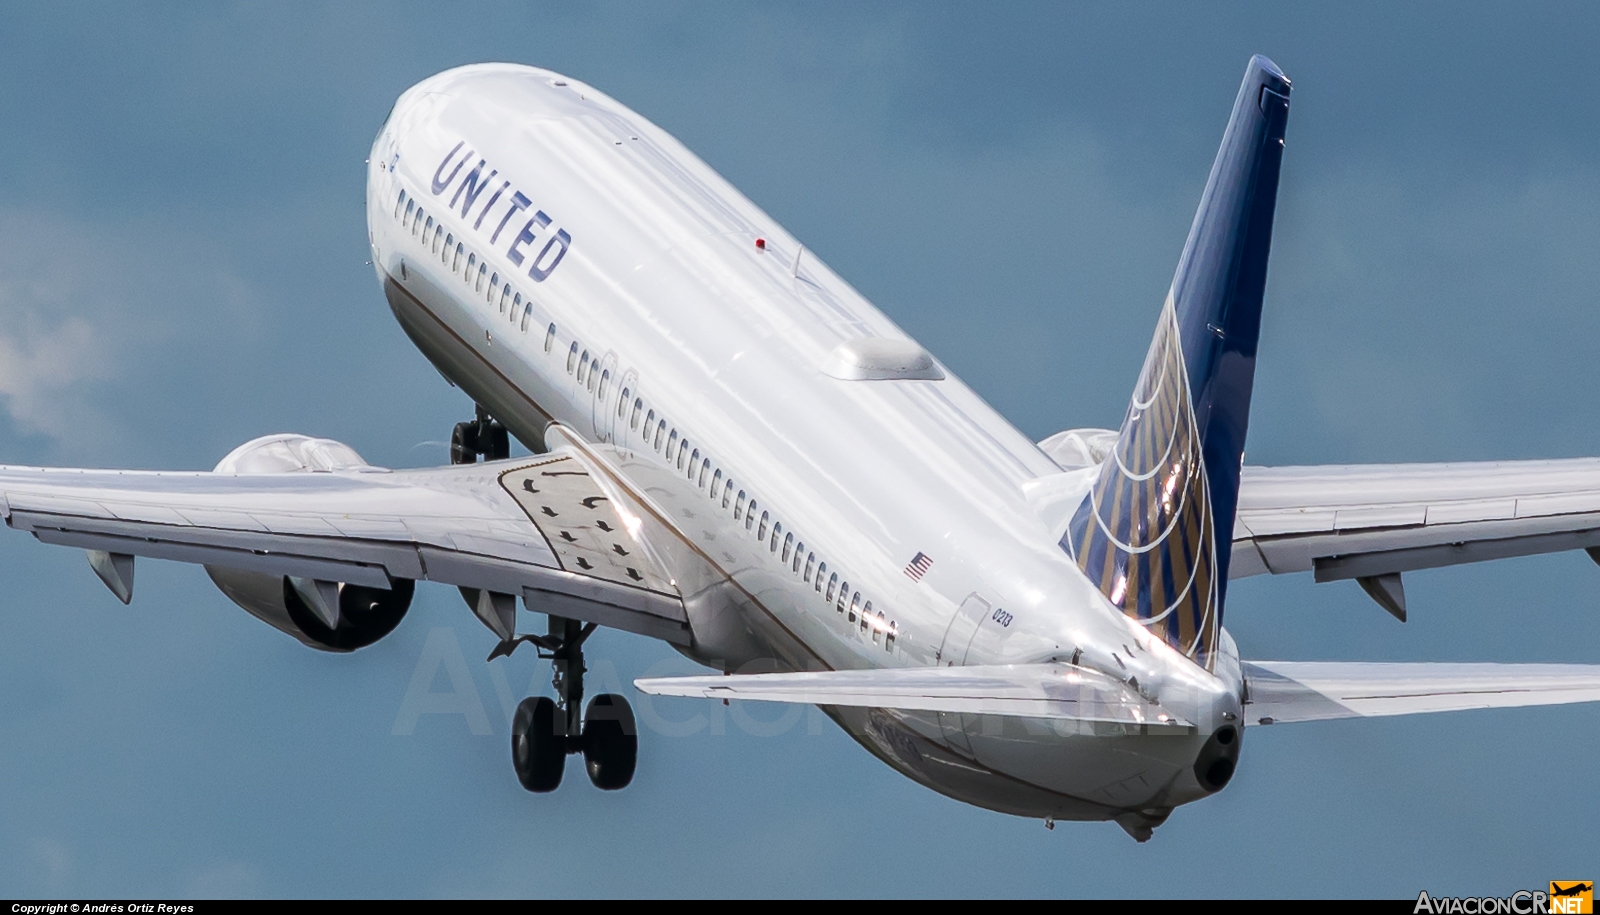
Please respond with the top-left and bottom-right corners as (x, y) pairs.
(1063, 302), (1219, 666)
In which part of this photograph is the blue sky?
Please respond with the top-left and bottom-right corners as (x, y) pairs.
(0, 1), (1597, 897)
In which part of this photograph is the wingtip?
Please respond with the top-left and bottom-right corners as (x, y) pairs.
(1250, 54), (1290, 88)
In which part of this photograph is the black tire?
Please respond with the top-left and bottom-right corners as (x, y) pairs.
(450, 422), (478, 465)
(512, 696), (565, 792)
(485, 422), (511, 461)
(582, 693), (638, 790)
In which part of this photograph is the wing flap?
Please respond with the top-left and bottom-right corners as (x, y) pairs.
(635, 663), (1193, 727)
(1244, 660), (1600, 725)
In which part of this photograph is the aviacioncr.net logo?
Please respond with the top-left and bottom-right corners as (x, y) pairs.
(1414, 884), (1591, 915)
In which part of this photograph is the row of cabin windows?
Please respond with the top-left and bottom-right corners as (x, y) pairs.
(612, 382), (898, 650)
(395, 189), (896, 650)
(396, 190), (536, 333)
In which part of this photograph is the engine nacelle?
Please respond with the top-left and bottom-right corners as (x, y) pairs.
(1036, 428), (1119, 470)
(204, 433), (412, 652)
(206, 566), (413, 652)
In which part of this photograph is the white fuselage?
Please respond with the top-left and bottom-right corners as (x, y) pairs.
(366, 64), (1241, 823)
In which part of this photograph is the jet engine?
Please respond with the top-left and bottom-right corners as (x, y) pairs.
(203, 434), (414, 652)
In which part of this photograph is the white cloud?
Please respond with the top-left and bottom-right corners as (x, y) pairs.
(0, 207), (268, 460)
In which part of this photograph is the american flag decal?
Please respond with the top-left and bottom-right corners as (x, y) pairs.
(904, 552), (933, 581)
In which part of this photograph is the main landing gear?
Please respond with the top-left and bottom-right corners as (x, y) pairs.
(508, 616), (638, 793)
(451, 405), (510, 464)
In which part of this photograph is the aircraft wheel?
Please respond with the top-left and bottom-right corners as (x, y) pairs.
(582, 693), (637, 790)
(484, 421), (511, 460)
(450, 422), (478, 465)
(512, 696), (565, 792)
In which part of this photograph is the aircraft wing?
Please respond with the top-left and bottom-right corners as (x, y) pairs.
(1231, 459), (1600, 618)
(0, 438), (691, 645)
(1243, 660), (1600, 725)
(634, 663), (1193, 727)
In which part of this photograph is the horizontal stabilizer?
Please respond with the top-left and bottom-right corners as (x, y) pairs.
(634, 663), (1191, 727)
(1244, 660), (1600, 725)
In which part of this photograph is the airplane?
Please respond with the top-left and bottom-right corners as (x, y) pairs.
(5, 54), (1600, 842)
(1552, 884), (1593, 898)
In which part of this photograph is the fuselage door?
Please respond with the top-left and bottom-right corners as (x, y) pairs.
(609, 368), (638, 449)
(936, 592), (990, 756)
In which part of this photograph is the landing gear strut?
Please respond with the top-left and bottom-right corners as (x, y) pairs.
(450, 405), (510, 464)
(509, 616), (638, 792)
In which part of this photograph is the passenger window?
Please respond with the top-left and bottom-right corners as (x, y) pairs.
(631, 399), (643, 430)
(803, 552), (815, 581)
(873, 607), (885, 643)
(675, 439), (686, 469)
(404, 199), (414, 227)
(734, 490), (746, 520)
(500, 284), (511, 313)
(757, 512), (769, 541)
(545, 323), (556, 352)
(598, 370), (610, 399)
(722, 479), (734, 510)
(792, 542), (803, 573)
(579, 351), (591, 383)
(853, 593), (864, 627)
(476, 261), (487, 292)
(423, 215), (432, 240)
(522, 302), (533, 333)
(445, 233), (454, 260)
(396, 191), (407, 219)
(654, 420), (666, 451)
(618, 388), (630, 417)
(567, 342), (578, 374)
(432, 224), (442, 254)
(768, 522), (781, 552)
(825, 573), (837, 602)
(455, 242), (464, 271)
(688, 449), (699, 478)
(885, 619), (897, 650)
(699, 459), (710, 489)
(711, 469), (722, 495)
(587, 360), (599, 391)
(781, 533), (793, 563)
(746, 501), (758, 530)
(841, 586), (854, 617)
(666, 429), (677, 459)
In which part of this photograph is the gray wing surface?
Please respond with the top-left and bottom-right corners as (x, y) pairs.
(1231, 460), (1600, 607)
(1243, 660), (1600, 724)
(0, 447), (690, 644)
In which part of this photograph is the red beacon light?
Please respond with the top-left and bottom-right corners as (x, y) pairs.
(755, 237), (766, 250)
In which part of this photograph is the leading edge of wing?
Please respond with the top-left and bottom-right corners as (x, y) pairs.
(0, 446), (691, 644)
(1243, 660), (1600, 725)
(634, 663), (1193, 728)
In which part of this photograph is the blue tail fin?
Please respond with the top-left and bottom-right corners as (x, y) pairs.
(1064, 56), (1290, 667)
